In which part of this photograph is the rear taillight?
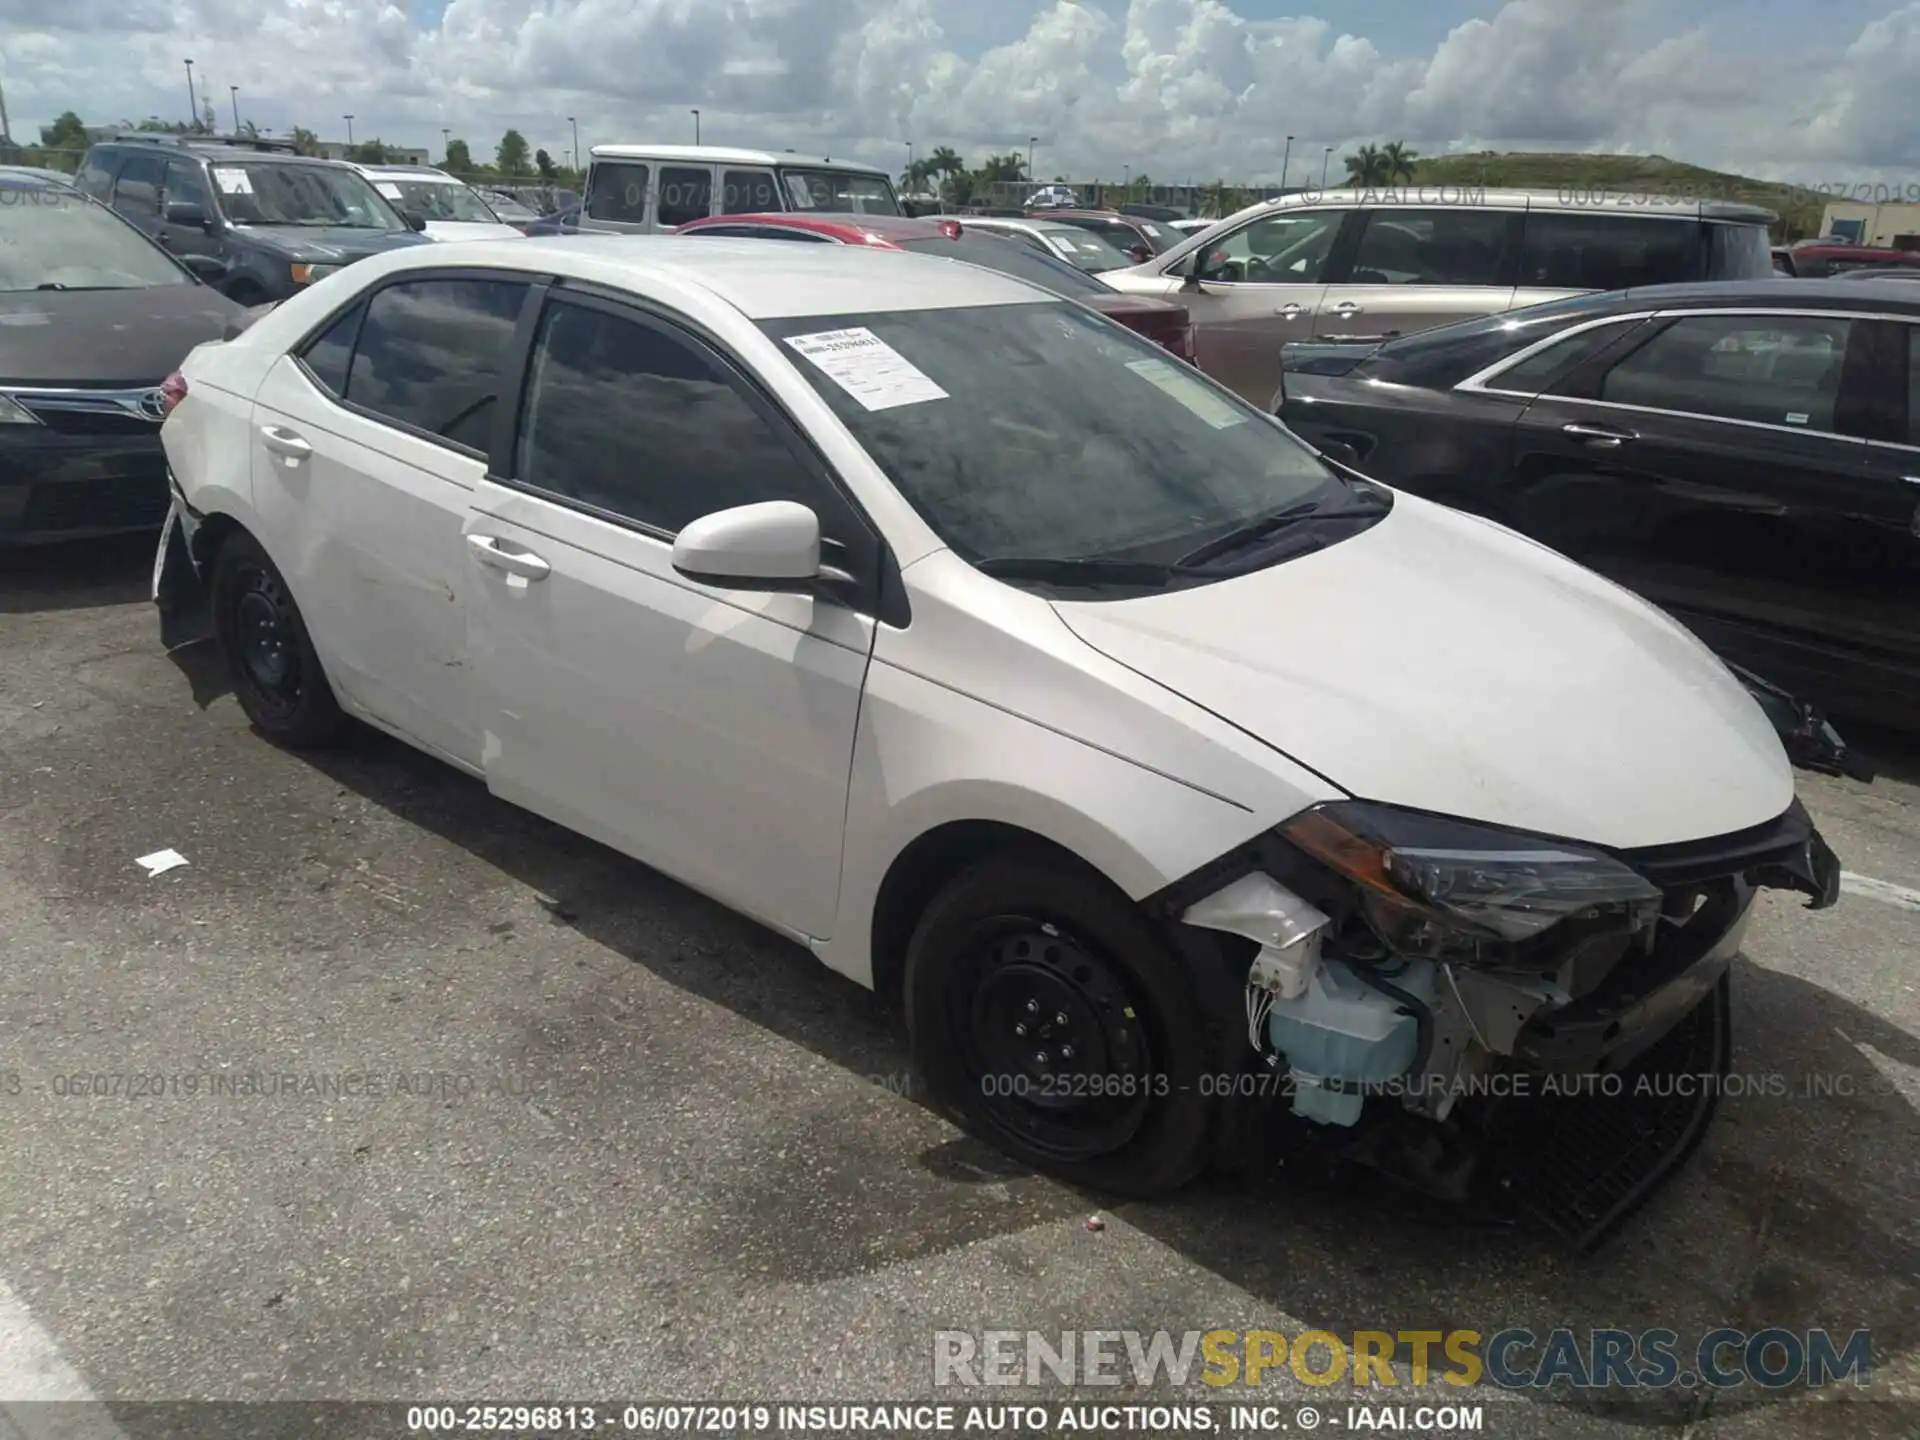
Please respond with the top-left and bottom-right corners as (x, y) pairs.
(160, 370), (188, 417)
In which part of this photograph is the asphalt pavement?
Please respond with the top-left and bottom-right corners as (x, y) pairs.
(0, 534), (1914, 1439)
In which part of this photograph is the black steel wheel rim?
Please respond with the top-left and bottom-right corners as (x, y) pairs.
(232, 564), (301, 716)
(950, 916), (1156, 1161)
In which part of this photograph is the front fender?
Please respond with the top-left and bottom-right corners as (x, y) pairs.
(815, 659), (1292, 990)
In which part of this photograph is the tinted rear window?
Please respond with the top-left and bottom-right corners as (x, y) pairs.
(895, 233), (1109, 296)
(1367, 296), (1625, 383)
(1517, 213), (1707, 292)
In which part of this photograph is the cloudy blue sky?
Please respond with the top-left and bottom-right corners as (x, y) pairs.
(3, 0), (1917, 183)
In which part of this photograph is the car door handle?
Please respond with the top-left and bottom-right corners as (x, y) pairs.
(466, 533), (551, 581)
(1563, 422), (1639, 447)
(1330, 301), (1363, 316)
(259, 425), (311, 459)
(1275, 303), (1311, 318)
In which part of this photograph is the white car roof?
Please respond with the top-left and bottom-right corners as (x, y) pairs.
(354, 235), (1055, 320)
(354, 165), (463, 184)
(588, 144), (888, 177)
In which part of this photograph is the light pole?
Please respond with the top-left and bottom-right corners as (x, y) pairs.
(343, 114), (354, 146)
(690, 108), (700, 144)
(183, 59), (196, 131)
(1027, 135), (1036, 180)
(441, 127), (450, 163)
(569, 116), (580, 172)
(1322, 146), (1333, 187)
(229, 85), (240, 133)
(1280, 134), (1293, 191)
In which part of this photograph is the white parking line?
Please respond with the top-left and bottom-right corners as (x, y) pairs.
(0, 1279), (125, 1439)
(1841, 872), (1920, 914)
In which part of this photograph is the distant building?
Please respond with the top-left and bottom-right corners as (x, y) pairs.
(1820, 201), (1920, 249)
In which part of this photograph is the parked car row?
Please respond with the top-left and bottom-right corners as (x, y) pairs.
(146, 235), (1843, 1247)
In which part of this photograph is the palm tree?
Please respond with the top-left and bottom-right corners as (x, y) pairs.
(926, 146), (965, 181)
(1344, 144), (1391, 187)
(1381, 141), (1419, 183)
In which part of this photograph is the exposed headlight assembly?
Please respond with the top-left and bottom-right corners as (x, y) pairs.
(1279, 801), (1661, 953)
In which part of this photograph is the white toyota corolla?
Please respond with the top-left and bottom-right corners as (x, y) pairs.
(153, 237), (1839, 1224)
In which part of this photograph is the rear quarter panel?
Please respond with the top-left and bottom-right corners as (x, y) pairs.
(1280, 373), (1528, 511)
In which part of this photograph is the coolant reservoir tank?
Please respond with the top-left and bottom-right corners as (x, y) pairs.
(1268, 959), (1434, 1126)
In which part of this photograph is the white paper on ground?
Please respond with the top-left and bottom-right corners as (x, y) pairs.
(783, 328), (948, 412)
(135, 849), (189, 877)
(375, 182), (404, 200)
(1125, 357), (1246, 428)
(211, 167), (253, 194)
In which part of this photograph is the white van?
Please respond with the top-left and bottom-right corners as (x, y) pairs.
(580, 145), (902, 234)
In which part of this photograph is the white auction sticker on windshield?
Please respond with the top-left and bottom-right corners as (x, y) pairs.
(1125, 357), (1245, 429)
(784, 328), (948, 411)
(375, 182), (404, 200)
(211, 167), (253, 194)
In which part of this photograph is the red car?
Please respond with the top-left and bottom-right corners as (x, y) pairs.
(1774, 242), (1920, 277)
(674, 213), (1195, 361)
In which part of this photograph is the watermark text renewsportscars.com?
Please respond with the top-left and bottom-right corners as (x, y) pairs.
(933, 1328), (1874, 1392)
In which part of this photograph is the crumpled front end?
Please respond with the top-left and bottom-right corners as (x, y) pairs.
(1167, 798), (1841, 1249)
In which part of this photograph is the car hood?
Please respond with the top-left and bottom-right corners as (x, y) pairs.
(0, 283), (242, 386)
(421, 221), (527, 243)
(240, 226), (431, 260)
(1050, 495), (1795, 850)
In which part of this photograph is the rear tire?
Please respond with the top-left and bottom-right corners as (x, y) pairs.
(210, 531), (347, 748)
(904, 852), (1213, 1197)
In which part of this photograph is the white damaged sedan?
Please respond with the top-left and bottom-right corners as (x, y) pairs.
(153, 237), (1840, 1234)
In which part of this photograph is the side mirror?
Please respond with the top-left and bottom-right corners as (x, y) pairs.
(165, 200), (209, 229)
(1318, 439), (1361, 468)
(671, 501), (851, 592)
(1127, 243), (1152, 265)
(401, 209), (428, 232)
(181, 254), (227, 282)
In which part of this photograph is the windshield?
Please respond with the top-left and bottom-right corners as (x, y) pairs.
(209, 162), (404, 230)
(760, 302), (1341, 575)
(486, 192), (539, 221)
(0, 187), (190, 291)
(373, 178), (499, 224)
(778, 168), (901, 217)
(895, 232), (1111, 298)
(1033, 226), (1132, 273)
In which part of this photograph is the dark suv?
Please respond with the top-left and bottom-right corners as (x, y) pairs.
(75, 133), (432, 305)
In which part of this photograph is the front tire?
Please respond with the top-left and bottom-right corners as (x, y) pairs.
(210, 531), (346, 748)
(904, 853), (1213, 1197)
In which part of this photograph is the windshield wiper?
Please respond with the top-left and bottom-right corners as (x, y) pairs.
(974, 556), (1179, 587)
(1176, 494), (1391, 568)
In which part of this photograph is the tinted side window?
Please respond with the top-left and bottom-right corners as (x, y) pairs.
(1600, 314), (1852, 431)
(1518, 214), (1705, 291)
(1347, 209), (1513, 286)
(76, 153), (116, 198)
(344, 278), (529, 451)
(1908, 325), (1920, 446)
(721, 170), (779, 215)
(164, 160), (210, 212)
(585, 162), (649, 223)
(1485, 322), (1636, 393)
(515, 299), (804, 533)
(300, 301), (366, 396)
(657, 167), (712, 228)
(113, 153), (165, 216)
